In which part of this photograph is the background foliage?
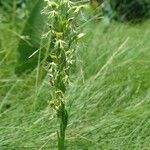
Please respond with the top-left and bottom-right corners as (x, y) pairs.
(109, 0), (150, 21)
(0, 0), (150, 149)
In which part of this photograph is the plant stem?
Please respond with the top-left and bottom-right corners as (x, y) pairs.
(57, 101), (68, 150)
(12, 0), (16, 27)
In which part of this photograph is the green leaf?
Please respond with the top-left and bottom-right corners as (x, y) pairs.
(15, 0), (46, 76)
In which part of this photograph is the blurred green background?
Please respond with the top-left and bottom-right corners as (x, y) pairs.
(0, 0), (150, 149)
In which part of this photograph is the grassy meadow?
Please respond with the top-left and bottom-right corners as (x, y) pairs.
(0, 16), (150, 149)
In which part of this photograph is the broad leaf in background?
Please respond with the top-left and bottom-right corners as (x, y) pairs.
(15, 0), (46, 76)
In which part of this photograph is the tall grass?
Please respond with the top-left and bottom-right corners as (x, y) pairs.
(0, 13), (150, 149)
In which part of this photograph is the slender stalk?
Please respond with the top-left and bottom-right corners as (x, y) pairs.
(42, 1), (89, 149)
(12, 0), (17, 26)
(57, 101), (68, 150)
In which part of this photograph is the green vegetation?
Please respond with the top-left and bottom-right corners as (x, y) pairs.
(0, 1), (150, 150)
(42, 1), (88, 149)
(109, 0), (150, 21)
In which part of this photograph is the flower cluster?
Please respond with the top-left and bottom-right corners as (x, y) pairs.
(42, 0), (87, 149)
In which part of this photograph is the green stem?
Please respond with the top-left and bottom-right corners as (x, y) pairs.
(12, 0), (16, 26)
(58, 124), (65, 150)
(57, 101), (68, 150)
